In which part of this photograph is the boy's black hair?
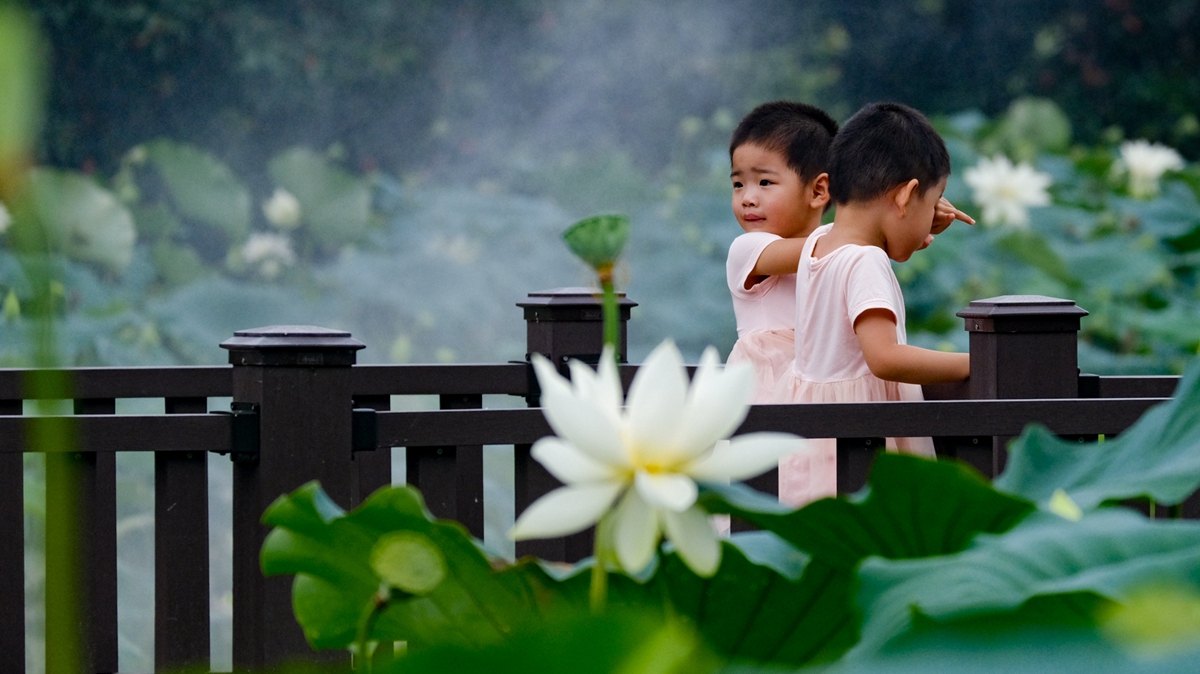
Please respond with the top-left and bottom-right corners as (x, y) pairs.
(828, 102), (951, 205)
(729, 101), (839, 182)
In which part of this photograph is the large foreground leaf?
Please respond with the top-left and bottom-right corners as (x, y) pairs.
(695, 454), (1034, 663)
(515, 532), (850, 667)
(381, 608), (720, 674)
(261, 482), (546, 650)
(661, 533), (852, 665)
(996, 360), (1200, 509)
(825, 614), (1200, 674)
(851, 509), (1200, 656)
(700, 453), (1034, 566)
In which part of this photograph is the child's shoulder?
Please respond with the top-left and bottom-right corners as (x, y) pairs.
(728, 230), (783, 257)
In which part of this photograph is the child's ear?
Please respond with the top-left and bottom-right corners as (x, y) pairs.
(892, 179), (920, 216)
(808, 173), (831, 208)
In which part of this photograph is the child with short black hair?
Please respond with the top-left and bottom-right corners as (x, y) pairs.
(774, 101), (971, 505)
(726, 100), (838, 402)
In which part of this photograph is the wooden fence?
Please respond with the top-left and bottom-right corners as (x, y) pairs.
(0, 288), (1183, 673)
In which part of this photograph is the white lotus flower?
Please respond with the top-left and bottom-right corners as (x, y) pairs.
(0, 200), (11, 234)
(262, 187), (302, 229)
(962, 155), (1052, 228)
(241, 232), (296, 280)
(510, 339), (805, 577)
(1116, 140), (1185, 199)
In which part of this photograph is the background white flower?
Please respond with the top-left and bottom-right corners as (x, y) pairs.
(509, 339), (804, 576)
(962, 155), (1052, 228)
(262, 187), (302, 228)
(1116, 140), (1185, 199)
(0, 200), (11, 234)
(242, 232), (296, 280)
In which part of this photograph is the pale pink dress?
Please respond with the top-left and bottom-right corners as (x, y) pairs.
(725, 231), (797, 404)
(774, 224), (935, 507)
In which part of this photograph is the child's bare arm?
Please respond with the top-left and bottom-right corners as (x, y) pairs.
(854, 309), (969, 384)
(747, 237), (807, 285)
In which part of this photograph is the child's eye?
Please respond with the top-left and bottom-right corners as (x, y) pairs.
(732, 181), (743, 188)
(760, 179), (771, 186)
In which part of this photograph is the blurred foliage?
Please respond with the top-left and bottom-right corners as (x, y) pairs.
(24, 0), (1200, 184)
(903, 100), (1200, 374)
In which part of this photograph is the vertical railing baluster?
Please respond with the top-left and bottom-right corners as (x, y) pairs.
(0, 398), (23, 674)
(155, 396), (210, 671)
(405, 394), (484, 538)
(446, 394), (484, 539)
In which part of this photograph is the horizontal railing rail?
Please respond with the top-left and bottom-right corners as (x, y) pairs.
(0, 395), (1168, 456)
(2, 363), (1180, 403)
(0, 365), (233, 400)
(0, 413), (232, 454)
(369, 397), (1167, 449)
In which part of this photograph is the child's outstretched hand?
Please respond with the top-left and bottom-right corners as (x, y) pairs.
(919, 198), (976, 250)
(932, 197), (975, 235)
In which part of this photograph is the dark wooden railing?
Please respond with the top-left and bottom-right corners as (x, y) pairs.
(0, 289), (1185, 673)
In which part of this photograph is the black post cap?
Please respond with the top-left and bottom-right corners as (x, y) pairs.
(517, 287), (637, 322)
(220, 325), (366, 366)
(957, 295), (1088, 334)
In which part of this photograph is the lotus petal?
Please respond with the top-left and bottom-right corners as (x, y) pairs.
(626, 340), (689, 462)
(534, 355), (630, 468)
(612, 487), (659, 573)
(509, 482), (623, 540)
(663, 506), (721, 577)
(687, 433), (806, 481)
(531, 437), (621, 484)
(635, 470), (698, 512)
(676, 348), (755, 460)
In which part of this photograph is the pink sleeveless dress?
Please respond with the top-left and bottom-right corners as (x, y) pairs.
(725, 231), (797, 403)
(774, 224), (935, 506)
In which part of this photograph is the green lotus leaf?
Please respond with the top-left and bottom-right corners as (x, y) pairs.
(144, 139), (250, 239)
(260, 481), (546, 650)
(25, 168), (136, 274)
(851, 509), (1200, 656)
(996, 359), (1200, 510)
(696, 454), (1035, 663)
(268, 147), (371, 249)
(383, 608), (720, 674)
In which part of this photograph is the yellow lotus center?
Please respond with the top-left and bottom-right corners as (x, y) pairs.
(995, 184), (1018, 200)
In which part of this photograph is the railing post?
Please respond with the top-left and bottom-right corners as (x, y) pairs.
(515, 288), (636, 562)
(221, 326), (364, 672)
(957, 295), (1088, 476)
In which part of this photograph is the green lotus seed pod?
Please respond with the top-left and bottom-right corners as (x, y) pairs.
(563, 214), (629, 272)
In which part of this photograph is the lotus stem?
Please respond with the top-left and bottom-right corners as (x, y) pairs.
(354, 590), (390, 674)
(597, 264), (618, 363)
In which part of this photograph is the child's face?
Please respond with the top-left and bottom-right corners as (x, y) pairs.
(884, 176), (947, 262)
(730, 143), (810, 238)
